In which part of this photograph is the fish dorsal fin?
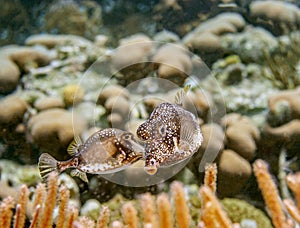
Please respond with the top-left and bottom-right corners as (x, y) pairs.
(67, 135), (82, 156)
(175, 84), (191, 106)
(70, 169), (88, 183)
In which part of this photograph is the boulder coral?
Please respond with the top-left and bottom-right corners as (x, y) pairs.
(0, 46), (52, 94)
(0, 96), (28, 129)
(34, 96), (65, 111)
(25, 34), (94, 49)
(183, 13), (246, 53)
(27, 108), (86, 160)
(218, 149), (252, 197)
(152, 44), (192, 85)
(111, 34), (153, 85)
(188, 123), (250, 197)
(267, 87), (300, 127)
(97, 84), (129, 106)
(264, 120), (300, 145)
(221, 113), (260, 160)
(250, 1), (300, 26)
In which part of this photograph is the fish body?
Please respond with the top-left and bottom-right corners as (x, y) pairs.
(38, 128), (144, 182)
(137, 102), (203, 175)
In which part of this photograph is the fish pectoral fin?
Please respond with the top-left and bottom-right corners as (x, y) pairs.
(175, 84), (191, 106)
(70, 169), (88, 183)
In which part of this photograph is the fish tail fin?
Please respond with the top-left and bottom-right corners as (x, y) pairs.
(38, 153), (59, 181)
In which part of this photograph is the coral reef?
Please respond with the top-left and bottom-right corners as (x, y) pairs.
(1, 2), (300, 228)
(0, 160), (274, 228)
(9, 158), (300, 227)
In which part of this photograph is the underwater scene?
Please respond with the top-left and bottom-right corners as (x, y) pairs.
(1, 0), (300, 227)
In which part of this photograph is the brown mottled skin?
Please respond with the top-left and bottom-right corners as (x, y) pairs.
(137, 102), (202, 174)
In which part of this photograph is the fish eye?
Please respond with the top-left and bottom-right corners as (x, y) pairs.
(73, 157), (79, 166)
(123, 133), (133, 140)
(149, 158), (156, 166)
(159, 125), (166, 136)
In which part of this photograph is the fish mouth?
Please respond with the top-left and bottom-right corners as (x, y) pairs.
(144, 165), (158, 175)
(144, 157), (158, 175)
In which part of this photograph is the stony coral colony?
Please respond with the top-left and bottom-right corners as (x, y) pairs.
(1, 161), (300, 228)
(1, 0), (300, 228)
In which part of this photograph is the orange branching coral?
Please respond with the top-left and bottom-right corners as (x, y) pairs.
(253, 159), (292, 228)
(29, 205), (41, 228)
(39, 172), (58, 228)
(199, 185), (232, 228)
(140, 193), (158, 228)
(32, 183), (46, 212)
(96, 206), (110, 228)
(157, 193), (173, 228)
(77, 216), (96, 227)
(13, 184), (29, 228)
(171, 181), (190, 228)
(0, 196), (15, 228)
(204, 163), (217, 193)
(283, 198), (300, 224)
(122, 202), (138, 228)
(65, 206), (79, 228)
(286, 172), (300, 207)
(56, 185), (70, 228)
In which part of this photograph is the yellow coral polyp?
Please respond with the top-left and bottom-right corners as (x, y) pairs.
(62, 84), (84, 106)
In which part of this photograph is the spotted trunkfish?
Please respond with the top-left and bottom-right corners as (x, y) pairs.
(38, 128), (144, 182)
(137, 86), (203, 175)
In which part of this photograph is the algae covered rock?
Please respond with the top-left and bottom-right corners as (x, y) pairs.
(222, 198), (272, 228)
(27, 108), (87, 159)
(221, 27), (277, 63)
(62, 84), (85, 107)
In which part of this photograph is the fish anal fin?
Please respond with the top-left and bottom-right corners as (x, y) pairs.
(70, 169), (88, 183)
(67, 135), (82, 156)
